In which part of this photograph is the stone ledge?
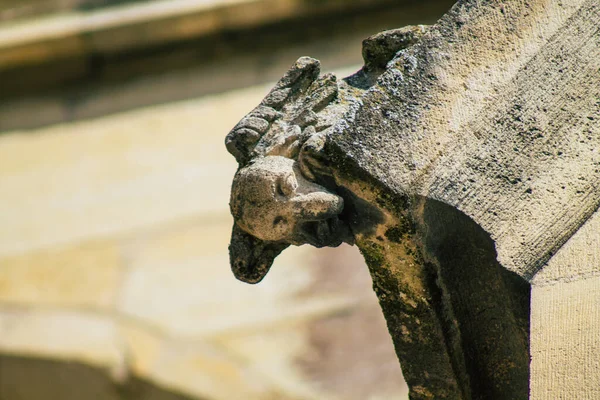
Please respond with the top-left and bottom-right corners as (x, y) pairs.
(0, 0), (396, 69)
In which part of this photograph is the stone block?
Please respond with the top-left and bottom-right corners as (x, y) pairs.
(530, 208), (600, 399)
(530, 275), (600, 400)
(0, 310), (122, 369)
(533, 209), (600, 285)
(0, 240), (121, 308)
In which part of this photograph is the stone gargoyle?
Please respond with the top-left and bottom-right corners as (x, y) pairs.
(224, 18), (538, 400)
(225, 26), (428, 284)
(223, 1), (600, 397)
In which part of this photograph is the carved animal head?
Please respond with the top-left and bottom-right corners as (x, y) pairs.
(230, 156), (350, 247)
(225, 57), (352, 283)
(225, 27), (431, 283)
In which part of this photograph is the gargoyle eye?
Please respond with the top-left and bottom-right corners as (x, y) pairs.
(276, 174), (297, 197)
(273, 216), (288, 227)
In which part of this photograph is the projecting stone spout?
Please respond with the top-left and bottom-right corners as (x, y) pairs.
(225, 27), (428, 283)
(224, 1), (600, 397)
(225, 55), (355, 283)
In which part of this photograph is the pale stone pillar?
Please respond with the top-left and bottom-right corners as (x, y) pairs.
(530, 210), (600, 400)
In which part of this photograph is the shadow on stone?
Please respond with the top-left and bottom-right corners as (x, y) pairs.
(0, 354), (200, 400)
(419, 199), (530, 400)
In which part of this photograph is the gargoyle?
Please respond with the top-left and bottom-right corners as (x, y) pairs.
(225, 26), (428, 283)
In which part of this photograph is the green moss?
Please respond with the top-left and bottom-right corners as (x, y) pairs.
(384, 226), (404, 243)
(375, 189), (410, 217)
(384, 218), (417, 243)
(359, 241), (385, 268)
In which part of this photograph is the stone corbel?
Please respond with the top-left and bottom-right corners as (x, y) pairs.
(222, 1), (600, 398)
(225, 26), (428, 284)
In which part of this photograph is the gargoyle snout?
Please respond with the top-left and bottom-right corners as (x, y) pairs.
(290, 191), (344, 220)
(230, 155), (348, 246)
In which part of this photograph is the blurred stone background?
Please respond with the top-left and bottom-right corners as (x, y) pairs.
(0, 1), (454, 399)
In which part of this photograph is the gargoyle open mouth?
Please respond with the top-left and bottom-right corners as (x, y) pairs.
(297, 216), (352, 248)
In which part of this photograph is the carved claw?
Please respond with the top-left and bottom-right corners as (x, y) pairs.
(299, 73), (338, 114)
(263, 56), (321, 107)
(225, 105), (282, 165)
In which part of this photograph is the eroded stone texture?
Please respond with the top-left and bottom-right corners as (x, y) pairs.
(225, 30), (429, 283)
(225, 56), (361, 283)
(331, 0), (600, 280)
(530, 209), (600, 400)
(225, 1), (600, 398)
(230, 156), (348, 247)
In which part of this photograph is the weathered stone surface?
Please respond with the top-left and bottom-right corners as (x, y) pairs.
(225, 0), (600, 398)
(530, 208), (600, 399)
(361, 25), (429, 80)
(328, 3), (599, 395)
(331, 0), (600, 280)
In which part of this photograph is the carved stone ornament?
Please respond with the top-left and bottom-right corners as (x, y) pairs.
(224, 1), (600, 398)
(225, 27), (427, 284)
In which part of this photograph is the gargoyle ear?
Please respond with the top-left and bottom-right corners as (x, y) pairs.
(229, 223), (289, 284)
(261, 56), (321, 109)
(225, 127), (260, 166)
